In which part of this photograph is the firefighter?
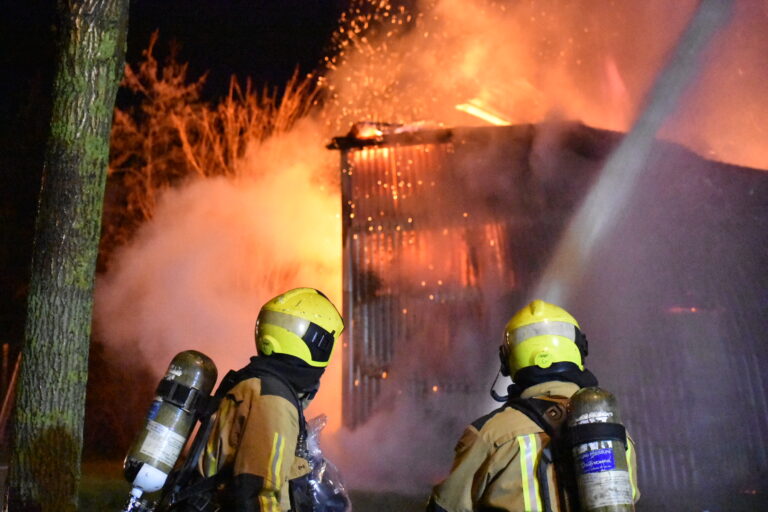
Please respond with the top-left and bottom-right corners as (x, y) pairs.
(426, 300), (640, 512)
(182, 287), (344, 511)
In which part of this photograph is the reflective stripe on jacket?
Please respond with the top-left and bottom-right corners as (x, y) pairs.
(200, 376), (311, 511)
(428, 381), (640, 512)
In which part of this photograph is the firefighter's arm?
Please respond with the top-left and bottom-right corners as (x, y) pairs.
(427, 426), (495, 512)
(231, 387), (299, 511)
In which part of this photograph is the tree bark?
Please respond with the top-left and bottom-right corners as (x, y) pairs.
(8, 1), (129, 510)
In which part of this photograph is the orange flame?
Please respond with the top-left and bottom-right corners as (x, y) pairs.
(325, 0), (768, 169)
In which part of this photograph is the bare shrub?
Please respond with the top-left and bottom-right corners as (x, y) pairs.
(101, 32), (319, 268)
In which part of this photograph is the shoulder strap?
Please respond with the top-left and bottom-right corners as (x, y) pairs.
(506, 397), (571, 512)
(506, 397), (568, 439)
(177, 369), (246, 474)
(156, 368), (245, 511)
(158, 363), (309, 511)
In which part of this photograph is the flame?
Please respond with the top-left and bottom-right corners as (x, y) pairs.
(455, 99), (511, 126)
(325, 0), (768, 169)
(352, 122), (384, 139)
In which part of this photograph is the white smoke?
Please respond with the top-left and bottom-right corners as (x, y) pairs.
(94, 118), (344, 422)
(95, 0), (766, 499)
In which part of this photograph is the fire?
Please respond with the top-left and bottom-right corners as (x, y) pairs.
(455, 99), (511, 126)
(97, 0), (768, 452)
(324, 0), (768, 169)
(350, 122), (384, 139)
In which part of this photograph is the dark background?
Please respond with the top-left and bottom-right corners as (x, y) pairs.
(0, 0), (348, 347)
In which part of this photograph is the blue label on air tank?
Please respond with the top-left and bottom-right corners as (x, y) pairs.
(146, 399), (162, 421)
(578, 448), (615, 474)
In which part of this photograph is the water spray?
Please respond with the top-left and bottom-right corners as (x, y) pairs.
(534, 0), (734, 304)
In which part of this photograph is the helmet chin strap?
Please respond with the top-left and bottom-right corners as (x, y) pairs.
(303, 384), (319, 402)
(490, 361), (599, 404)
(489, 367), (510, 403)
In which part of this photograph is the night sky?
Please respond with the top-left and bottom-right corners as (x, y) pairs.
(1, 1), (347, 109)
(0, 0), (349, 345)
(123, 0), (348, 98)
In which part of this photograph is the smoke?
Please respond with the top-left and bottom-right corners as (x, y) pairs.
(94, 118), (344, 424)
(325, 389), (491, 494)
(95, 0), (767, 498)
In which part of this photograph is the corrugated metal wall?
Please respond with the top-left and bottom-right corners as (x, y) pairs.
(335, 126), (546, 427)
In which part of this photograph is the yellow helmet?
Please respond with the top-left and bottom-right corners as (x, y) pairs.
(255, 288), (344, 368)
(501, 300), (587, 376)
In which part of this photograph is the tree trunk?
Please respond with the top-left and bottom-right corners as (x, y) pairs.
(8, 1), (128, 510)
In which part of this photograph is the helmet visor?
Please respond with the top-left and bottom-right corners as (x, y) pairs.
(259, 309), (336, 364)
(507, 320), (576, 346)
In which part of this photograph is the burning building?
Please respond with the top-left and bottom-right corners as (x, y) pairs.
(331, 121), (768, 510)
(330, 122), (589, 427)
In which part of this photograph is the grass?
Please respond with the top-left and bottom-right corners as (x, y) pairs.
(81, 460), (426, 511)
(80, 460), (129, 510)
(349, 490), (425, 511)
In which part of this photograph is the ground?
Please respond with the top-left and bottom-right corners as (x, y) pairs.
(81, 460), (426, 511)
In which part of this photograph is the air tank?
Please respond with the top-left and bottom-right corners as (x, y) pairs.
(567, 386), (634, 512)
(122, 350), (217, 507)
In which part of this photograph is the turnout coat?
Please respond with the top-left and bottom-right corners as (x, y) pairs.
(428, 381), (639, 512)
(200, 373), (311, 511)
